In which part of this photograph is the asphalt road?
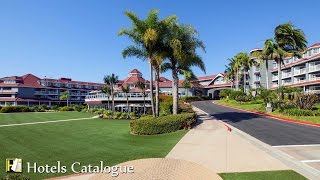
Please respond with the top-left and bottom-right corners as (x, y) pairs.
(192, 101), (320, 146)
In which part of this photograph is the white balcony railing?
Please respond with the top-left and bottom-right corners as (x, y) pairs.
(35, 91), (59, 95)
(272, 76), (279, 81)
(306, 89), (320, 94)
(85, 93), (152, 102)
(293, 68), (306, 76)
(282, 72), (292, 78)
(309, 76), (320, 81)
(309, 64), (320, 72)
(293, 79), (306, 84)
(282, 81), (292, 85)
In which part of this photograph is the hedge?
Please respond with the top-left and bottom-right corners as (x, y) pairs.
(283, 108), (318, 116)
(181, 96), (210, 103)
(59, 106), (75, 111)
(130, 113), (196, 135)
(0, 106), (33, 113)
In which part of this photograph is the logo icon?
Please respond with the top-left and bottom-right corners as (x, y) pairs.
(6, 158), (22, 173)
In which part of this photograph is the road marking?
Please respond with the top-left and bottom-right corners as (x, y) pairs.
(301, 160), (320, 163)
(272, 144), (320, 148)
(0, 116), (98, 128)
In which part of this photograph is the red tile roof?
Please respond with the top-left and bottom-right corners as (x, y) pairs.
(192, 75), (216, 81)
(309, 43), (320, 49)
(129, 69), (142, 74)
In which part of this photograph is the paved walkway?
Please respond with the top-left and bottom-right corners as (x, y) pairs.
(166, 107), (289, 173)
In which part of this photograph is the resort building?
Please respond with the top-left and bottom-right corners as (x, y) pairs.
(241, 43), (320, 94)
(0, 74), (104, 106)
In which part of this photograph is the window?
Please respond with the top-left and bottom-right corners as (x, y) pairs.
(314, 48), (319, 54)
(308, 50), (312, 56)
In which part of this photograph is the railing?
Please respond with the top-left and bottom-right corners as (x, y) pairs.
(282, 81), (292, 86)
(309, 76), (320, 81)
(306, 89), (320, 94)
(85, 93), (152, 101)
(293, 79), (306, 84)
(35, 91), (59, 95)
(272, 76), (278, 81)
(309, 64), (320, 72)
(293, 68), (306, 76)
(282, 72), (292, 78)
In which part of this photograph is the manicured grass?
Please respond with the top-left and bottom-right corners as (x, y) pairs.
(0, 113), (187, 179)
(217, 100), (320, 124)
(219, 170), (306, 180)
(0, 111), (95, 125)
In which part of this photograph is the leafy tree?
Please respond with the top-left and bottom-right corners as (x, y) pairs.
(101, 86), (111, 110)
(119, 9), (177, 117)
(181, 70), (195, 96)
(104, 74), (118, 116)
(236, 52), (255, 93)
(161, 24), (206, 114)
(59, 91), (69, 107)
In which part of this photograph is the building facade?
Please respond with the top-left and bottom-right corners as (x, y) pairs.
(242, 43), (320, 94)
(0, 74), (104, 106)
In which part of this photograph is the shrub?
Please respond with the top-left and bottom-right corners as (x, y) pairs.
(51, 105), (59, 111)
(178, 102), (194, 113)
(181, 96), (210, 103)
(102, 110), (113, 119)
(59, 106), (75, 111)
(113, 112), (122, 119)
(283, 108), (314, 116)
(72, 105), (85, 112)
(130, 113), (196, 135)
(120, 112), (128, 119)
(0, 174), (30, 180)
(0, 106), (2, 111)
(219, 89), (232, 99)
(294, 93), (319, 110)
(160, 95), (173, 116)
(229, 90), (246, 100)
(0, 106), (33, 113)
(129, 112), (138, 119)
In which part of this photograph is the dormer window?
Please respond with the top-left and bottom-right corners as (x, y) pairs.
(4, 80), (16, 84)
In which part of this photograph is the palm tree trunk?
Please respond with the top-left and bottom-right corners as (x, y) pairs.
(172, 67), (179, 115)
(126, 96), (129, 119)
(236, 70), (239, 90)
(154, 67), (160, 117)
(143, 92), (146, 115)
(112, 93), (115, 117)
(107, 97), (110, 110)
(265, 66), (269, 89)
(277, 61), (282, 88)
(149, 61), (155, 117)
(243, 68), (246, 93)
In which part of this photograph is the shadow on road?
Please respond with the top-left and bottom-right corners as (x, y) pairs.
(211, 111), (262, 123)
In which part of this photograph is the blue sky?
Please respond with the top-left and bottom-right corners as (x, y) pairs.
(0, 0), (319, 83)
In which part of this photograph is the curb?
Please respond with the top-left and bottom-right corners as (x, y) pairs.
(214, 102), (320, 128)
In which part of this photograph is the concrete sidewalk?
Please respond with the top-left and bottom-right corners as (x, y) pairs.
(166, 107), (289, 173)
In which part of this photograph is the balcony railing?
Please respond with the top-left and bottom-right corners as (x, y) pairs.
(35, 91), (59, 95)
(306, 89), (320, 94)
(309, 76), (320, 81)
(282, 72), (292, 79)
(293, 79), (306, 84)
(293, 68), (306, 76)
(309, 64), (320, 72)
(272, 76), (278, 81)
(85, 93), (152, 101)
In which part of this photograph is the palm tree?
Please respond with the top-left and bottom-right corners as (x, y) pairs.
(136, 81), (146, 114)
(236, 52), (255, 93)
(103, 74), (118, 116)
(59, 91), (69, 107)
(232, 56), (242, 91)
(119, 9), (177, 117)
(224, 59), (236, 89)
(273, 23), (307, 88)
(181, 70), (194, 96)
(161, 24), (206, 114)
(121, 85), (130, 118)
(101, 86), (111, 110)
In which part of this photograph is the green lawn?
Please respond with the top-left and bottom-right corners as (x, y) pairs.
(0, 112), (187, 179)
(217, 100), (320, 124)
(0, 111), (95, 125)
(219, 170), (307, 180)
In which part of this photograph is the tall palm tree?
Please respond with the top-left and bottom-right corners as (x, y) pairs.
(273, 23), (307, 88)
(101, 86), (111, 110)
(232, 56), (242, 91)
(161, 24), (206, 114)
(103, 74), (118, 116)
(121, 85), (130, 118)
(59, 91), (69, 107)
(224, 59), (236, 89)
(119, 9), (177, 117)
(136, 81), (146, 114)
(236, 52), (254, 93)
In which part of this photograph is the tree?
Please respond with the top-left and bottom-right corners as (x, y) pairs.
(59, 91), (69, 107)
(232, 55), (243, 91)
(136, 81), (146, 114)
(224, 58), (236, 89)
(273, 23), (307, 88)
(119, 9), (177, 117)
(181, 70), (194, 96)
(161, 24), (206, 114)
(235, 52), (254, 93)
(121, 85), (130, 118)
(101, 86), (111, 110)
(103, 74), (118, 116)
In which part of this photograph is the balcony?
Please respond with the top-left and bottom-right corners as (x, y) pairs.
(309, 76), (320, 81)
(309, 64), (320, 72)
(293, 68), (306, 76)
(306, 89), (320, 94)
(272, 76), (279, 81)
(293, 79), (306, 84)
(34, 91), (59, 95)
(282, 81), (292, 86)
(282, 72), (292, 79)
(85, 93), (152, 102)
